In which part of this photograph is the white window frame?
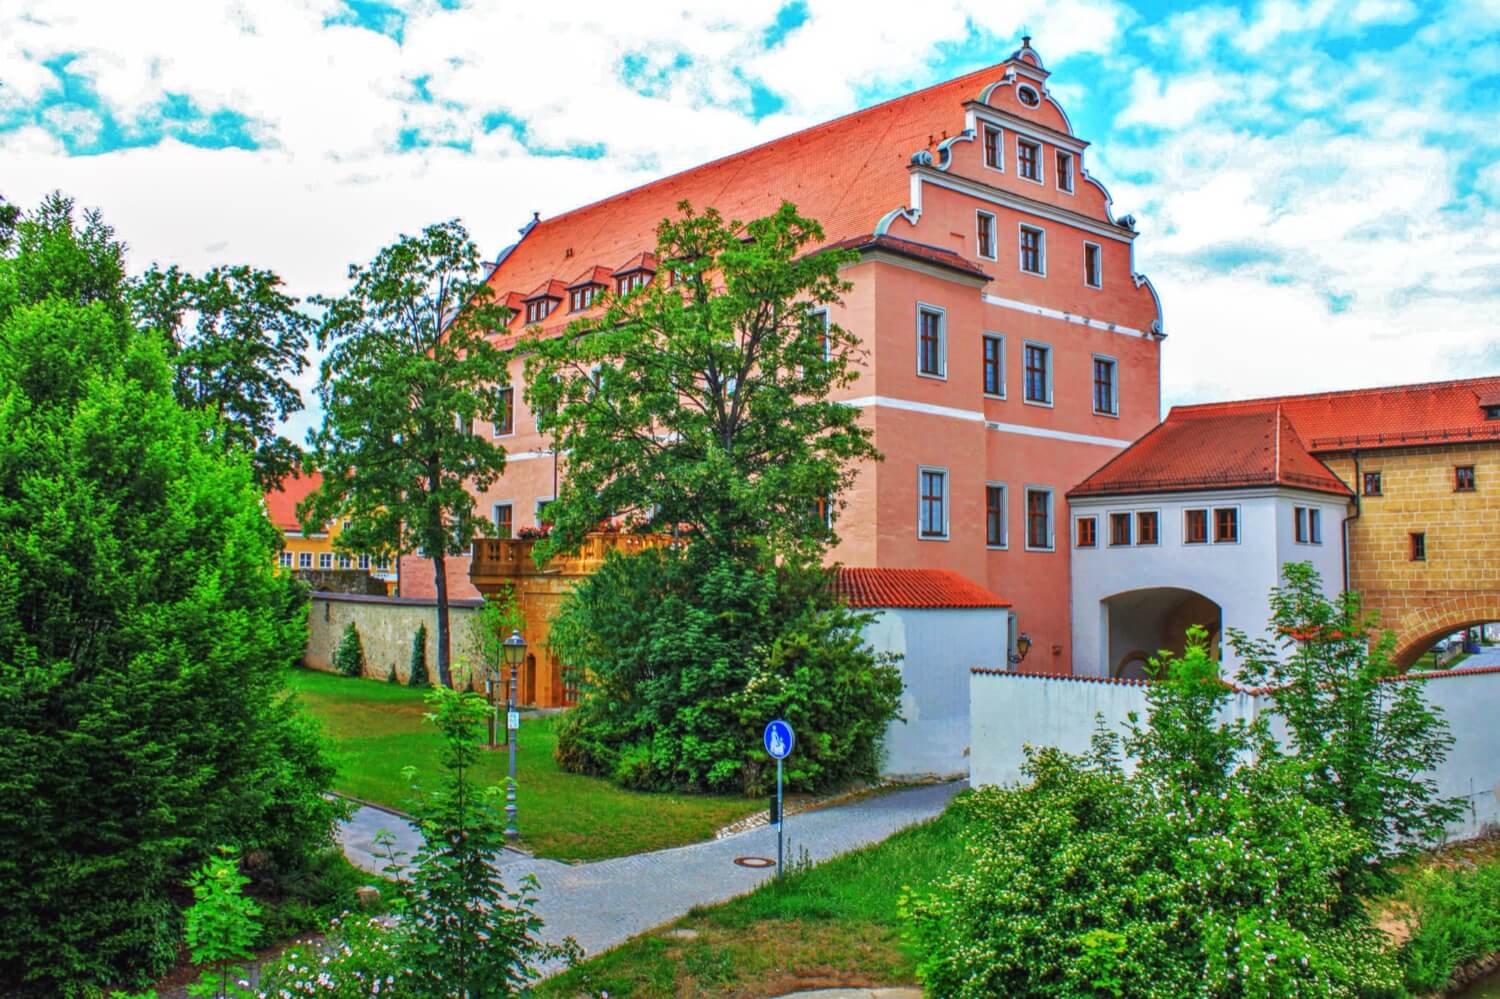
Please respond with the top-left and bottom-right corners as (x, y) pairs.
(318, 552), (333, 570)
(493, 501), (515, 538)
(807, 307), (831, 362)
(982, 332), (1006, 399)
(1107, 510), (1132, 547)
(1024, 486), (1055, 552)
(976, 210), (998, 261)
(494, 386), (516, 438)
(1092, 353), (1119, 417)
(337, 553), (352, 569)
(1018, 224), (1047, 276)
(1016, 137), (1044, 185)
(915, 302), (948, 380)
(1135, 508), (1162, 547)
(981, 123), (1005, 173)
(1212, 505), (1242, 545)
(985, 481), (1008, 550)
(534, 496), (555, 525)
(357, 553), (370, 570)
(917, 465), (950, 541)
(1022, 339), (1053, 408)
(1073, 514), (1098, 549)
(278, 551), (294, 568)
(1083, 241), (1103, 289)
(1056, 149), (1075, 194)
(297, 551), (313, 569)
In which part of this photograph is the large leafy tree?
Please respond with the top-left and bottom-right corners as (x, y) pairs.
(0, 196), (339, 993)
(304, 220), (511, 688)
(524, 201), (878, 560)
(132, 263), (315, 491)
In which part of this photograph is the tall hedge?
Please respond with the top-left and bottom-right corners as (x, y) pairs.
(0, 197), (339, 993)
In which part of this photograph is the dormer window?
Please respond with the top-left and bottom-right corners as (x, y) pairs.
(617, 272), (651, 295)
(569, 286), (597, 312)
(1017, 139), (1042, 183)
(1485, 405), (1500, 421)
(525, 299), (553, 324)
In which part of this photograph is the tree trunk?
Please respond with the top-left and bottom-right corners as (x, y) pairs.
(432, 552), (453, 688)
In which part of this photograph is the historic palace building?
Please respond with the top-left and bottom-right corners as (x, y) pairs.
(1068, 376), (1500, 677)
(404, 39), (1166, 676)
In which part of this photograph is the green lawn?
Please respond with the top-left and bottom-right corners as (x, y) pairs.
(535, 800), (973, 998)
(286, 668), (761, 863)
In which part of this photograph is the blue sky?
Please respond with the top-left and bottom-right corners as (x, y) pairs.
(3, 0), (1499, 434)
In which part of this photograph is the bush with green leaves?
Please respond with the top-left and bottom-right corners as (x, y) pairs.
(551, 544), (902, 794)
(1396, 856), (1500, 993)
(902, 631), (1403, 999)
(407, 623), (429, 687)
(255, 912), (412, 998)
(184, 847), (260, 999)
(333, 621), (366, 677)
(0, 194), (341, 994)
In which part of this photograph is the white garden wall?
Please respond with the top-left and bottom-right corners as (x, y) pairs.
(970, 666), (1500, 840)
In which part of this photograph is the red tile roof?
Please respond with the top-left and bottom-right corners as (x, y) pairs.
(824, 233), (991, 280)
(612, 252), (658, 276)
(488, 59), (1026, 303)
(1070, 406), (1351, 498)
(522, 279), (567, 302)
(566, 265), (615, 289)
(834, 567), (1010, 609)
(1177, 376), (1500, 452)
(264, 470), (321, 531)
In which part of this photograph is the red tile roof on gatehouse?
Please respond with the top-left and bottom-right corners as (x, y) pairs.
(834, 568), (1011, 609)
(1070, 406), (1351, 498)
(1072, 375), (1500, 499)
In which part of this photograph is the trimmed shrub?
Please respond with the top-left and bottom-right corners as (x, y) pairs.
(408, 624), (429, 687)
(332, 622), (365, 677)
(386, 661), (399, 684)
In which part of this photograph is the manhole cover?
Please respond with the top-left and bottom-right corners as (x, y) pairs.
(733, 856), (775, 868)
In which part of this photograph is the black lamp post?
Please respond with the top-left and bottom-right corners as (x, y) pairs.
(501, 628), (526, 840)
(1009, 632), (1032, 667)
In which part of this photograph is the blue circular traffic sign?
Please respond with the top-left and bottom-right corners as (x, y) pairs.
(764, 719), (794, 760)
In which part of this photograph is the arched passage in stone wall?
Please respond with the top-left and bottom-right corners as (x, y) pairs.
(1392, 592), (1500, 669)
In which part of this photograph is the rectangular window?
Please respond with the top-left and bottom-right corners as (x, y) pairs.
(535, 498), (554, 524)
(375, 556), (390, 571)
(1214, 507), (1239, 544)
(1056, 150), (1074, 192)
(617, 272), (650, 294)
(278, 551), (294, 568)
(1020, 225), (1045, 274)
(357, 554), (370, 569)
(808, 308), (831, 363)
(1137, 511), (1159, 545)
(493, 503), (513, 539)
(1084, 242), (1102, 288)
(1295, 506), (1309, 543)
(976, 211), (996, 260)
(986, 484), (1007, 547)
(917, 305), (946, 377)
(982, 334), (1004, 397)
(318, 552), (333, 569)
(1024, 342), (1051, 404)
(1025, 488), (1054, 550)
(494, 387), (514, 436)
(337, 554), (352, 569)
(524, 299), (552, 324)
(919, 468), (948, 539)
(983, 125), (1002, 169)
(1363, 471), (1382, 496)
(1294, 506), (1324, 544)
(1309, 508), (1322, 544)
(813, 495), (833, 530)
(1109, 512), (1131, 547)
(1410, 531), (1426, 561)
(298, 551), (313, 569)
(1456, 465), (1476, 492)
(1093, 356), (1118, 416)
(1184, 509), (1209, 545)
(568, 286), (596, 312)
(1017, 138), (1041, 181)
(1075, 516), (1097, 548)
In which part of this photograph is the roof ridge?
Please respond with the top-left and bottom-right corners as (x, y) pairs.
(510, 59), (1011, 241)
(1173, 373), (1500, 413)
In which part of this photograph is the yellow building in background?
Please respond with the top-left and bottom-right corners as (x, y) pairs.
(265, 471), (396, 593)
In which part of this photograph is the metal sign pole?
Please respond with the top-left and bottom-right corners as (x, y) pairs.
(776, 756), (784, 878)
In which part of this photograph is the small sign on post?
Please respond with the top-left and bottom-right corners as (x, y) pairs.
(507, 710), (520, 731)
(763, 719), (794, 878)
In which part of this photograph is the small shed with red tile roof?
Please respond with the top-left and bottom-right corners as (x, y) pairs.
(833, 567), (1012, 781)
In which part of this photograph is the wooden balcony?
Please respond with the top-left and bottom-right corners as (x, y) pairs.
(469, 531), (671, 593)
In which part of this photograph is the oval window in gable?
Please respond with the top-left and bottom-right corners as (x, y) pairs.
(1017, 85), (1041, 108)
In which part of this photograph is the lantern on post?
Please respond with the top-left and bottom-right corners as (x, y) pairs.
(501, 628), (527, 839)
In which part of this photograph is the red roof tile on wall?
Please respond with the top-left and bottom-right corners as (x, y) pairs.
(264, 471), (321, 531)
(1178, 376), (1500, 452)
(1070, 407), (1351, 498)
(834, 567), (1011, 609)
(489, 60), (1018, 303)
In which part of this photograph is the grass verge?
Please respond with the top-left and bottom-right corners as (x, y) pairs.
(286, 668), (761, 862)
(534, 799), (972, 998)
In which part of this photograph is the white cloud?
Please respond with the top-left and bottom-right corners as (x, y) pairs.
(1115, 69), (1230, 129)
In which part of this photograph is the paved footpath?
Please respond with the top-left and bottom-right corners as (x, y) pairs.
(336, 781), (963, 959)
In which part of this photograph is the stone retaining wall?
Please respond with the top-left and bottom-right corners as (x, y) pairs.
(305, 591), (487, 685)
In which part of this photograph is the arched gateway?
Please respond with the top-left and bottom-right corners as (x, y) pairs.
(1390, 592), (1500, 669)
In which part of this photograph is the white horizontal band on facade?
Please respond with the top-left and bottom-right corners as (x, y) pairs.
(914, 168), (1132, 244)
(843, 395), (1131, 448)
(981, 293), (1150, 339)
